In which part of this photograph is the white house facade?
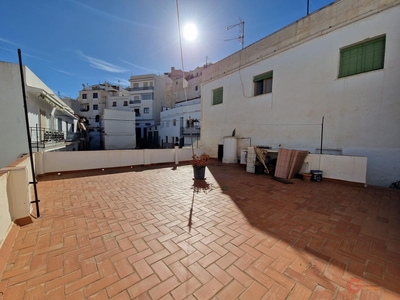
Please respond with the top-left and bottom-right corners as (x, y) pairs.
(159, 98), (201, 148)
(0, 62), (79, 169)
(200, 0), (400, 187)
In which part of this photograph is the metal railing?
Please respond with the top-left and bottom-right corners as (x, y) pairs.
(127, 86), (154, 91)
(30, 126), (82, 151)
(129, 100), (141, 105)
(181, 127), (201, 136)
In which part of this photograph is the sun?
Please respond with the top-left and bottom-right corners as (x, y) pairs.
(183, 23), (198, 41)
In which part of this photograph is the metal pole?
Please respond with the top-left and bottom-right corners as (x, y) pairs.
(35, 124), (39, 152)
(307, 0), (310, 15)
(18, 49), (40, 218)
(320, 116), (324, 155)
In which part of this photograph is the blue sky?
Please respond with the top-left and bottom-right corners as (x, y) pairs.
(0, 0), (334, 99)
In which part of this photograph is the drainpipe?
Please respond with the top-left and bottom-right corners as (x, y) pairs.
(18, 49), (40, 218)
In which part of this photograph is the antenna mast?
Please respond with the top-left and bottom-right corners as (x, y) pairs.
(225, 17), (244, 49)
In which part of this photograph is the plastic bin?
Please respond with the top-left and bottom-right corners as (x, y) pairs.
(310, 170), (323, 182)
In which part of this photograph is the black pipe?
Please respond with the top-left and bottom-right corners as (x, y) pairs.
(320, 116), (324, 155)
(18, 49), (40, 218)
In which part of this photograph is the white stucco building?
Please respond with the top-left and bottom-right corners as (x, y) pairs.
(123, 74), (165, 145)
(102, 109), (136, 150)
(200, 0), (400, 187)
(0, 61), (79, 169)
(159, 98), (201, 148)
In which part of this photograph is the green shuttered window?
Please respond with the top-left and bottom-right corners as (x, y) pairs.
(212, 87), (223, 105)
(339, 36), (385, 78)
(253, 71), (273, 96)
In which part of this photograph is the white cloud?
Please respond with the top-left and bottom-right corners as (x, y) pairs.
(120, 58), (160, 74)
(77, 51), (126, 73)
(53, 68), (76, 76)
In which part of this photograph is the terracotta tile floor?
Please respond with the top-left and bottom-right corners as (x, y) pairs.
(1, 161), (399, 299)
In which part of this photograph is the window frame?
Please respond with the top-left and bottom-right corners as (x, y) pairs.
(212, 87), (223, 106)
(93, 104), (98, 110)
(112, 101), (117, 107)
(143, 107), (150, 114)
(123, 101), (128, 106)
(93, 92), (98, 98)
(253, 71), (273, 96)
(82, 93), (87, 99)
(339, 35), (386, 78)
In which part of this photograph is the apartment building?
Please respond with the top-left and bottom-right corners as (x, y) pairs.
(200, 0), (400, 187)
(125, 74), (172, 146)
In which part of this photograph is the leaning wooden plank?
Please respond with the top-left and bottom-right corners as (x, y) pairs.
(254, 146), (269, 174)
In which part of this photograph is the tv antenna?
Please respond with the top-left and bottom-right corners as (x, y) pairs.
(225, 17), (244, 49)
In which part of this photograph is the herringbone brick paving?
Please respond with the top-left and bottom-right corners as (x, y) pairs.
(0, 161), (399, 299)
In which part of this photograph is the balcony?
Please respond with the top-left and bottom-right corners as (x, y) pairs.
(127, 86), (154, 91)
(129, 100), (141, 106)
(30, 127), (82, 151)
(181, 126), (200, 136)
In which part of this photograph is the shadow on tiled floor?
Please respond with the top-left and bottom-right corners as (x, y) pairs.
(0, 160), (399, 299)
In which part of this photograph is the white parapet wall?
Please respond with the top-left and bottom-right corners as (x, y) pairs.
(299, 154), (368, 185)
(246, 148), (368, 185)
(0, 172), (12, 248)
(0, 155), (33, 249)
(37, 147), (203, 174)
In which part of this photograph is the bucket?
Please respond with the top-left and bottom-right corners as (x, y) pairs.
(310, 170), (323, 182)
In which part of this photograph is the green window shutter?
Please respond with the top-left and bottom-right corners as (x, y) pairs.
(213, 87), (223, 105)
(339, 36), (385, 78)
(253, 71), (273, 83)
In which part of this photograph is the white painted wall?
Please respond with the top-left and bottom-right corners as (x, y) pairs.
(299, 154), (368, 185)
(0, 172), (12, 247)
(0, 155), (34, 247)
(38, 148), (202, 174)
(201, 1), (400, 187)
(103, 109), (136, 150)
(0, 62), (28, 168)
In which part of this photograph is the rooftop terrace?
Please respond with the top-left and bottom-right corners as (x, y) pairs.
(0, 161), (399, 299)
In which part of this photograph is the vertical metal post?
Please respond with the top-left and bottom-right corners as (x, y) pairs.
(307, 0), (310, 15)
(320, 116), (324, 155)
(35, 124), (39, 152)
(18, 49), (40, 218)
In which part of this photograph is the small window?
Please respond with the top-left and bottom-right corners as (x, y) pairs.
(93, 104), (98, 110)
(134, 95), (140, 100)
(339, 36), (386, 78)
(195, 86), (198, 91)
(133, 83), (139, 88)
(173, 119), (176, 126)
(93, 93), (98, 98)
(112, 101), (116, 107)
(144, 82), (148, 87)
(253, 71), (273, 96)
(123, 101), (128, 106)
(150, 82), (154, 87)
(95, 115), (100, 122)
(212, 87), (223, 105)
(144, 107), (149, 114)
(82, 93), (87, 99)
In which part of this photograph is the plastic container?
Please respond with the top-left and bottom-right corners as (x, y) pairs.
(310, 170), (323, 182)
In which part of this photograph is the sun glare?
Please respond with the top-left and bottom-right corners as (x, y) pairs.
(183, 23), (198, 41)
